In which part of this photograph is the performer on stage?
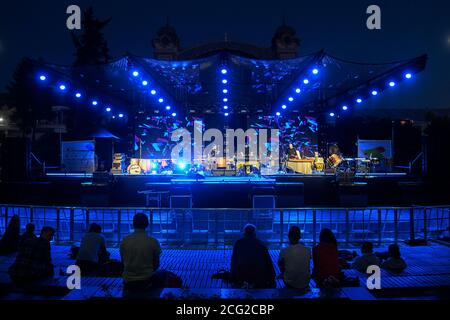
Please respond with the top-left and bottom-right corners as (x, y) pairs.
(286, 143), (301, 159)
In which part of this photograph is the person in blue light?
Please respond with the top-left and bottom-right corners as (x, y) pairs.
(352, 241), (380, 273)
(0, 214), (20, 255)
(230, 224), (276, 289)
(75, 223), (110, 276)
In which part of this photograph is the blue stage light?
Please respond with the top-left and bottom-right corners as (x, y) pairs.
(158, 98), (164, 103)
(118, 113), (124, 118)
(171, 112), (177, 117)
(303, 79), (309, 84)
(132, 71), (139, 77)
(59, 84), (66, 91)
(39, 75), (47, 81)
(282, 104), (287, 109)
(356, 98), (363, 104)
(389, 81), (396, 87)
(312, 68), (319, 75)
(342, 105), (348, 111)
(405, 73), (412, 79)
(222, 89), (228, 94)
(112, 115), (116, 119)
(221, 69), (228, 74)
(371, 90), (378, 96)
(150, 90), (156, 95)
(288, 97), (294, 102)
(224, 112), (229, 116)
(222, 79), (228, 84)
(329, 112), (335, 117)
(223, 98), (228, 102)
(295, 88), (301, 93)
(276, 112), (281, 116)
(165, 105), (171, 110)
(75, 92), (82, 98)
(142, 80), (148, 86)
(223, 105), (228, 110)
(91, 100), (98, 106)
(106, 107), (111, 112)
(177, 161), (186, 170)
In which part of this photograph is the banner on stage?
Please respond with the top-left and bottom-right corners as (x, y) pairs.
(61, 140), (96, 173)
(357, 139), (392, 159)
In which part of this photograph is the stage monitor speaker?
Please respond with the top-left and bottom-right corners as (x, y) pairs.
(1, 137), (31, 181)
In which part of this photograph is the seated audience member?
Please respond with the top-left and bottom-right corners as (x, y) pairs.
(8, 226), (55, 284)
(19, 223), (37, 246)
(231, 224), (276, 288)
(312, 228), (342, 287)
(120, 213), (163, 291)
(0, 214), (21, 255)
(381, 244), (407, 272)
(352, 241), (380, 273)
(278, 226), (311, 290)
(76, 223), (109, 275)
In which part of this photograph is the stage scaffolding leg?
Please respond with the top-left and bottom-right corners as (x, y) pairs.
(149, 209), (154, 236)
(117, 209), (122, 243)
(394, 208), (398, 244)
(378, 209), (382, 246)
(30, 206), (34, 223)
(4, 206), (8, 230)
(85, 209), (90, 231)
(70, 207), (74, 242)
(312, 209), (317, 246)
(345, 209), (350, 245)
(280, 209), (284, 245)
(56, 207), (60, 243)
(424, 208), (428, 241)
(409, 208), (415, 242)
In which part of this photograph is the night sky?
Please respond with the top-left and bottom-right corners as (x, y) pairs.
(0, 0), (449, 109)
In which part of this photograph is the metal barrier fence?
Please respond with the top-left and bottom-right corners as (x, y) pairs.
(0, 204), (449, 247)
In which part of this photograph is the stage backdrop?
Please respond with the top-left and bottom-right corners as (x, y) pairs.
(61, 140), (96, 172)
(136, 115), (318, 160)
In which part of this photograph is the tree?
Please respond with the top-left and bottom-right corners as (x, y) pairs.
(71, 6), (111, 66)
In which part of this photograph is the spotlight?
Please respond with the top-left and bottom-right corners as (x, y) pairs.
(132, 71), (139, 77)
(106, 107), (111, 112)
(118, 113), (124, 118)
(59, 84), (66, 91)
(303, 79), (309, 84)
(142, 80), (148, 86)
(282, 105), (287, 109)
(0, 117), (3, 122)
(221, 69), (228, 74)
(224, 112), (229, 116)
(342, 105), (348, 111)
(39, 75), (47, 81)
(91, 100), (98, 106)
(295, 88), (301, 94)
(158, 98), (164, 103)
(371, 90), (378, 96)
(75, 92), (82, 98)
(150, 90), (156, 95)
(276, 112), (281, 116)
(222, 79), (228, 84)
(112, 115), (116, 119)
(223, 105), (228, 110)
(177, 161), (187, 170)
(356, 98), (363, 104)
(171, 112), (177, 117)
(312, 68), (319, 75)
(288, 97), (294, 102)
(222, 89), (228, 94)
(223, 98), (228, 102)
(405, 73), (412, 79)
(389, 81), (396, 87)
(329, 112), (335, 117)
(165, 105), (171, 110)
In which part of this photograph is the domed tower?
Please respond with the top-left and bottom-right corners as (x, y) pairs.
(152, 18), (181, 60)
(271, 18), (300, 59)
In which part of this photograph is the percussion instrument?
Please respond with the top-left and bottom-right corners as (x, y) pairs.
(286, 159), (314, 174)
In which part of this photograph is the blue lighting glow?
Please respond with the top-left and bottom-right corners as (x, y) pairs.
(165, 105), (171, 110)
(303, 79), (309, 84)
(222, 89), (228, 94)
(91, 100), (98, 106)
(118, 113), (124, 118)
(371, 90), (378, 96)
(223, 105), (228, 110)
(150, 90), (156, 95)
(288, 97), (294, 102)
(405, 73), (412, 79)
(342, 105), (348, 111)
(132, 71), (139, 77)
(59, 84), (66, 91)
(106, 107), (111, 112)
(221, 69), (228, 74)
(282, 104), (287, 109)
(158, 98), (164, 103)
(295, 88), (301, 94)
(356, 98), (363, 104)
(329, 112), (335, 117)
(312, 68), (319, 75)
(39, 75), (47, 81)
(75, 92), (82, 98)
(222, 79), (228, 84)
(171, 112), (177, 117)
(276, 112), (281, 116)
(142, 80), (148, 86)
(177, 161), (186, 170)
(224, 112), (229, 116)
(389, 81), (396, 87)
(223, 98), (228, 102)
